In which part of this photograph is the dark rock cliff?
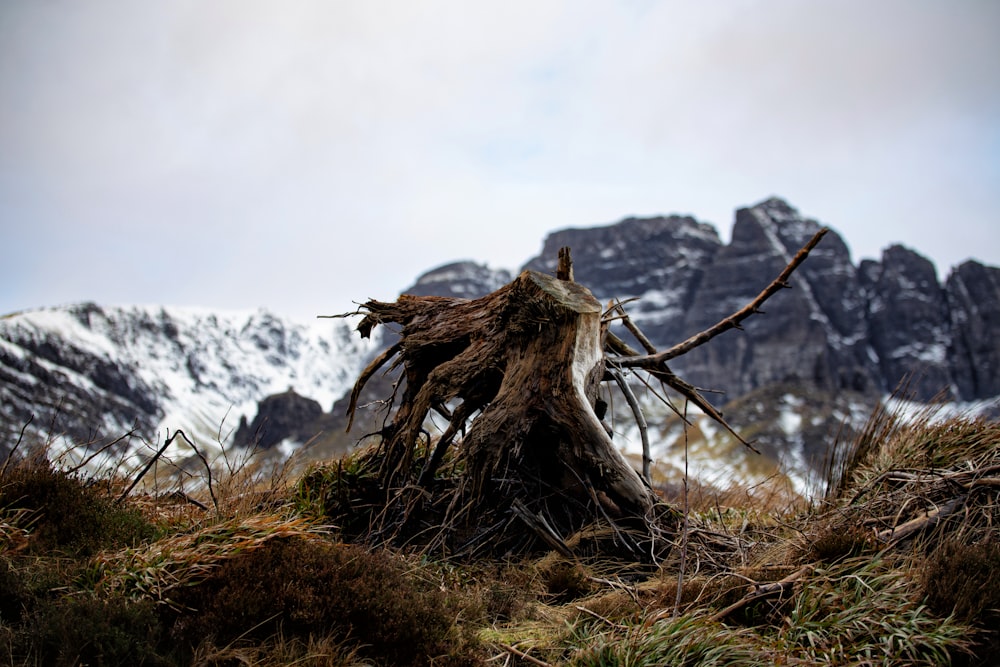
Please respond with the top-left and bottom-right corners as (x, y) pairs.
(232, 388), (326, 450)
(946, 260), (1000, 399)
(417, 197), (999, 406)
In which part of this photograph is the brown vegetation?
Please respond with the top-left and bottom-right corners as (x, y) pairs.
(0, 402), (997, 665)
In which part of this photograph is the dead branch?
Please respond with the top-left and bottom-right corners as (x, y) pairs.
(599, 228), (827, 454)
(607, 300), (657, 355)
(875, 495), (967, 544)
(605, 331), (759, 454)
(512, 499), (574, 558)
(346, 340), (402, 432)
(615, 228), (828, 369)
(710, 563), (815, 622)
(1, 414), (33, 477)
(557, 245), (574, 281)
(496, 642), (554, 667)
(609, 367), (651, 482)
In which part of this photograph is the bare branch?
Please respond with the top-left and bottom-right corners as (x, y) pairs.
(609, 368), (651, 483)
(557, 246), (574, 281)
(609, 300), (657, 354)
(616, 227), (828, 368)
(1, 414), (33, 477)
(346, 340), (402, 432)
(710, 563), (816, 622)
(118, 430), (178, 503)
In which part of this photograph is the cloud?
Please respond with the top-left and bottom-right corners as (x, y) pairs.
(1, 1), (998, 318)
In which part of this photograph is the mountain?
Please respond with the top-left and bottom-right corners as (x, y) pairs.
(2, 197), (998, 490)
(0, 303), (375, 464)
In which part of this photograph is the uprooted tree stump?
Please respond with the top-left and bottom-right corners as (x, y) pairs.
(334, 230), (828, 560)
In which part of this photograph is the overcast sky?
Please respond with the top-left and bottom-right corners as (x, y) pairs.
(2, 1), (998, 321)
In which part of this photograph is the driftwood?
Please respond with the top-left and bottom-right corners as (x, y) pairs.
(338, 228), (828, 557)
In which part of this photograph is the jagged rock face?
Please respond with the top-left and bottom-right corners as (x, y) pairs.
(414, 197), (998, 405)
(946, 260), (1000, 398)
(860, 245), (953, 400)
(523, 215), (722, 346)
(0, 304), (165, 447)
(677, 199), (879, 402)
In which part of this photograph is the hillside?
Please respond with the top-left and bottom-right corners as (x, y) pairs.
(1, 404), (996, 665)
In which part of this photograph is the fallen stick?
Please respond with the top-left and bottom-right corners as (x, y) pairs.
(875, 495), (966, 544)
(710, 564), (815, 622)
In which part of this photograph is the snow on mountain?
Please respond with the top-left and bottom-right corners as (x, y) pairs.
(0, 302), (376, 467)
(402, 261), (513, 298)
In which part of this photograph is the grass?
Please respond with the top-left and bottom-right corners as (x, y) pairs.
(1, 401), (997, 665)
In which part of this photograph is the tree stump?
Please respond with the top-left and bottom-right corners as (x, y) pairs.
(348, 268), (658, 555)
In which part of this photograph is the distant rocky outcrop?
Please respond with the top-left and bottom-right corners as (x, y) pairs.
(232, 388), (332, 450)
(402, 261), (513, 299)
(946, 260), (1000, 399)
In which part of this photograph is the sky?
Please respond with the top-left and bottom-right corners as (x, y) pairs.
(2, 1), (999, 321)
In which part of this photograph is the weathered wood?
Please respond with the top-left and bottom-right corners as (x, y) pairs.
(710, 564), (815, 622)
(348, 268), (657, 552)
(875, 495), (967, 544)
(557, 246), (574, 281)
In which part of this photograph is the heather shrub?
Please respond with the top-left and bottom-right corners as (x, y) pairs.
(537, 557), (593, 603)
(0, 461), (155, 556)
(807, 521), (872, 563)
(2, 594), (169, 667)
(168, 536), (484, 666)
(923, 539), (1000, 623)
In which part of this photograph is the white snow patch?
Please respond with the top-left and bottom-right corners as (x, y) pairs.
(888, 341), (947, 364)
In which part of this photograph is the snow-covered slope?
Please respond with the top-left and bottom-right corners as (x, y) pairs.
(0, 302), (376, 465)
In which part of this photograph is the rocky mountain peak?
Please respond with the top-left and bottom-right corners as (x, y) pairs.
(860, 244), (952, 399)
(402, 261), (512, 299)
(522, 215), (722, 341)
(406, 196), (998, 407)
